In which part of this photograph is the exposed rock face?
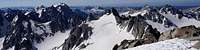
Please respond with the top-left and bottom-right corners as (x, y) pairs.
(112, 24), (160, 50)
(113, 34), (159, 50)
(112, 39), (143, 50)
(2, 10), (46, 50)
(111, 8), (163, 50)
(143, 25), (160, 43)
(35, 3), (87, 33)
(159, 25), (200, 41)
(61, 23), (93, 50)
(112, 8), (123, 24)
(112, 8), (161, 39)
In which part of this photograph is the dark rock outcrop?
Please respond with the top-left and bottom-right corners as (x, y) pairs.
(61, 23), (93, 50)
(2, 10), (45, 50)
(112, 39), (143, 50)
(112, 24), (161, 50)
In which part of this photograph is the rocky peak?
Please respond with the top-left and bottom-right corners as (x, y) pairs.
(1, 3), (91, 50)
(160, 4), (182, 15)
(56, 3), (72, 13)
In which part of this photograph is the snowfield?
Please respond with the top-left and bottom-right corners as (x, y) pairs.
(35, 31), (70, 50)
(83, 14), (135, 50)
(125, 38), (198, 50)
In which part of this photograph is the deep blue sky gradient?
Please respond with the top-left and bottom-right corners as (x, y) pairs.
(0, 0), (199, 8)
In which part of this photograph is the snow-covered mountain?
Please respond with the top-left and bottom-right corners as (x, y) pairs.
(0, 3), (200, 50)
(0, 3), (108, 50)
(56, 5), (200, 50)
(111, 5), (200, 50)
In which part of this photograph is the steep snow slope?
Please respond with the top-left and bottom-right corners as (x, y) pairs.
(83, 14), (135, 50)
(125, 38), (198, 50)
(35, 31), (70, 50)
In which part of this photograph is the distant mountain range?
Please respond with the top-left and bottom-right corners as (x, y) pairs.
(0, 3), (200, 50)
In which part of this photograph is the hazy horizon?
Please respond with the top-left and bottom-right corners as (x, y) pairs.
(0, 0), (199, 8)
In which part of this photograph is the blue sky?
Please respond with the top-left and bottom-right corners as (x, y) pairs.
(0, 0), (199, 8)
